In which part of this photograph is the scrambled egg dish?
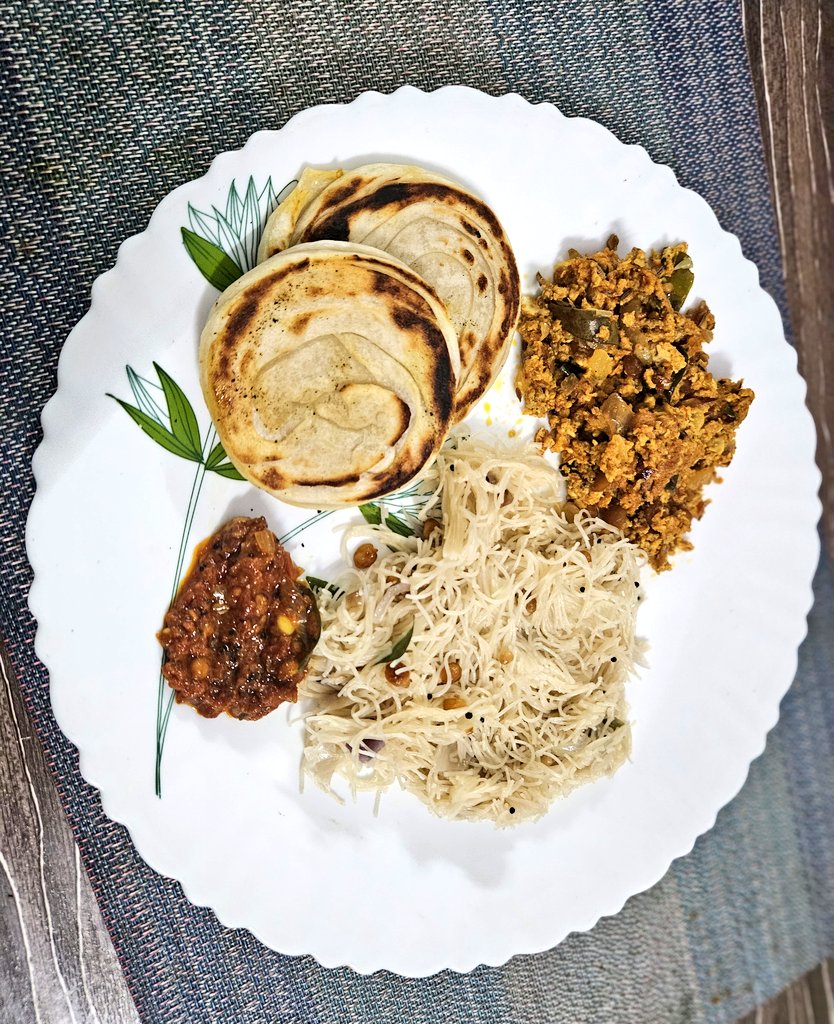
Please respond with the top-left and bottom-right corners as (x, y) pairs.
(517, 238), (754, 570)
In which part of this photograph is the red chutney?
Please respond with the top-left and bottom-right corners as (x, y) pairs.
(157, 516), (320, 720)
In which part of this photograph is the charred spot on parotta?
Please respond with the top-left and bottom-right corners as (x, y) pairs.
(258, 163), (520, 422)
(199, 241), (459, 508)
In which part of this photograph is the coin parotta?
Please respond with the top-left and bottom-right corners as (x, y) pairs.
(257, 163), (520, 421)
(199, 241), (459, 507)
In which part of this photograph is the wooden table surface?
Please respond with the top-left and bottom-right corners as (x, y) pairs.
(1, 2), (831, 1021)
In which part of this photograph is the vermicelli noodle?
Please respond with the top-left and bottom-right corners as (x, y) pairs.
(301, 436), (646, 826)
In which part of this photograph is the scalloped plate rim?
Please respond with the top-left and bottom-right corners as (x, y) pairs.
(27, 85), (821, 976)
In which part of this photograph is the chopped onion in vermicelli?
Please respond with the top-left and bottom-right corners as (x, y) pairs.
(300, 436), (646, 826)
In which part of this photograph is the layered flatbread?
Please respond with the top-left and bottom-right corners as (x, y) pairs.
(200, 240), (459, 507)
(258, 163), (520, 421)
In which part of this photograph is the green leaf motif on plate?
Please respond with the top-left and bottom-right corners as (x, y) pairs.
(126, 365), (167, 423)
(180, 227), (242, 291)
(384, 512), (414, 537)
(359, 502), (382, 525)
(111, 174), (310, 796)
(109, 364), (209, 465)
(359, 502), (417, 536)
(154, 361), (203, 460)
(182, 175), (296, 285)
(204, 439), (245, 479)
(109, 397), (203, 462)
(204, 440), (228, 470)
(209, 462), (246, 481)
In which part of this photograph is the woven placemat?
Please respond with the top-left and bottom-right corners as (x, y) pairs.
(2, 1), (832, 1021)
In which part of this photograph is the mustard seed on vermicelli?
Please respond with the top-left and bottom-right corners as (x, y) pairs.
(301, 437), (646, 827)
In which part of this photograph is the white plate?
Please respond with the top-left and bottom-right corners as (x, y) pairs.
(27, 86), (820, 976)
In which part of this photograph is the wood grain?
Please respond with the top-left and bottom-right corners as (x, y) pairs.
(0, 645), (139, 1024)
(735, 959), (834, 1024)
(744, 0), (834, 557)
(0, 1), (831, 1022)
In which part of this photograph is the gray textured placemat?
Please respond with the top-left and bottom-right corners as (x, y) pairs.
(2, 2), (832, 1021)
